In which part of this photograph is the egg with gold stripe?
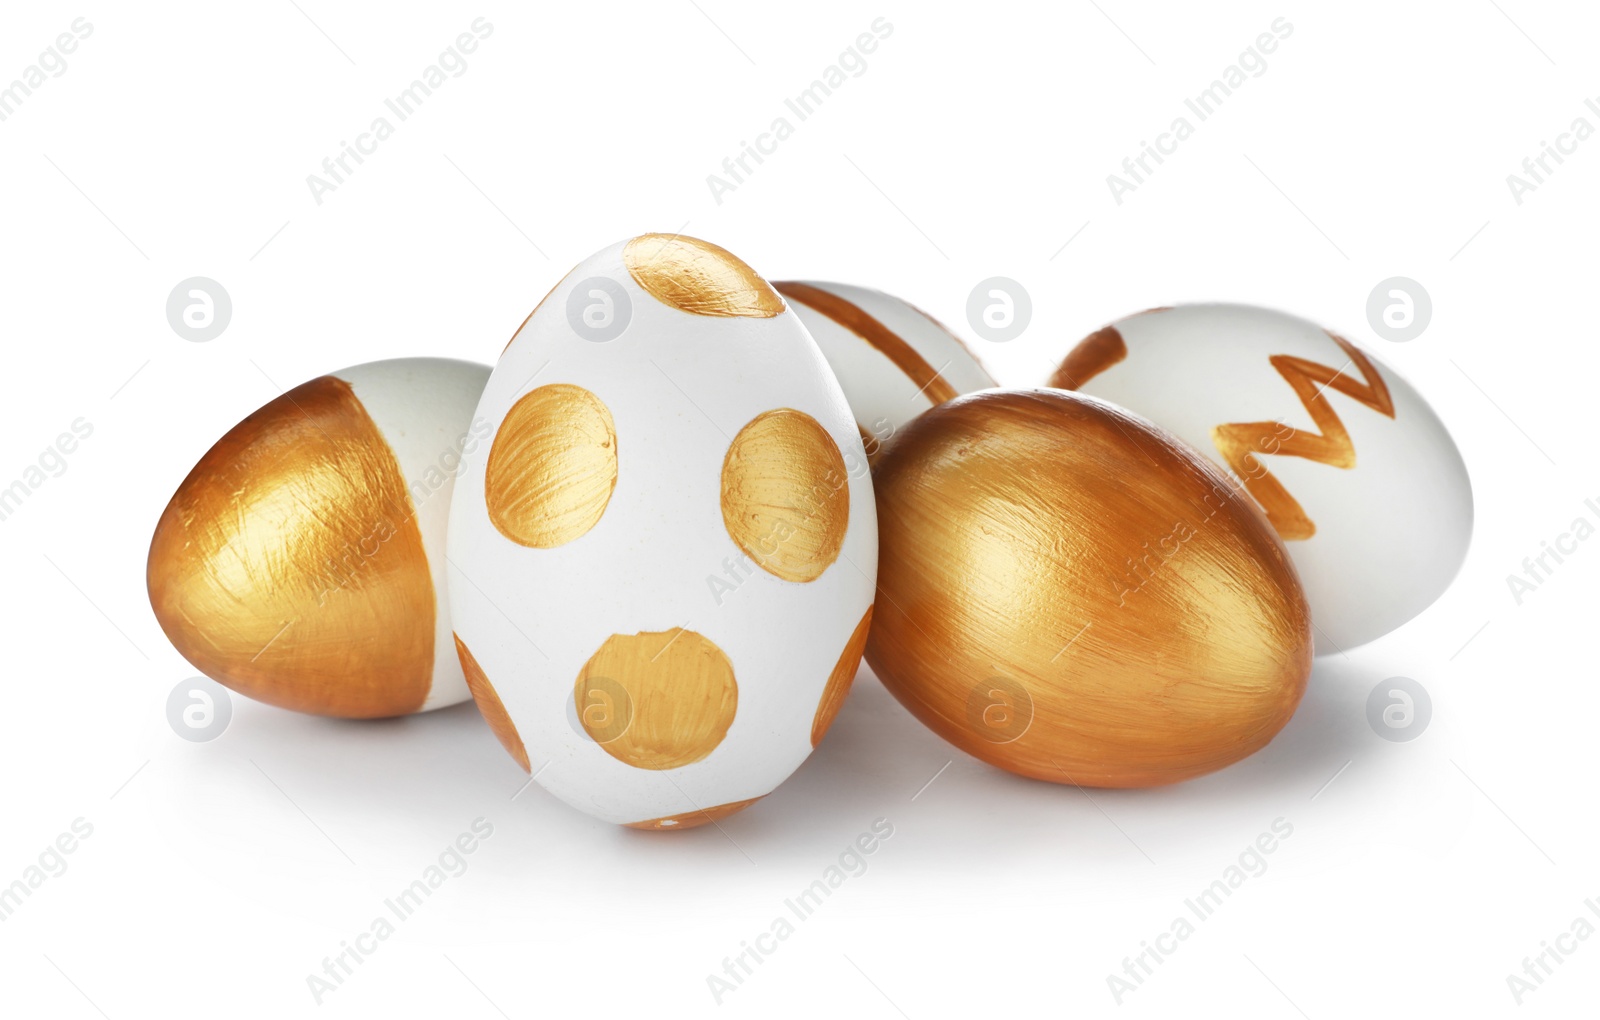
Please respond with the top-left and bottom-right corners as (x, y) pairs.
(775, 281), (995, 463)
(147, 358), (492, 718)
(1048, 303), (1473, 652)
(448, 234), (878, 829)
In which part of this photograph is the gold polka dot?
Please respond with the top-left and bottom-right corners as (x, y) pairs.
(623, 234), (785, 318)
(721, 409), (849, 583)
(624, 797), (763, 831)
(575, 629), (737, 770)
(812, 606), (874, 747)
(454, 634), (530, 772)
(485, 384), (617, 548)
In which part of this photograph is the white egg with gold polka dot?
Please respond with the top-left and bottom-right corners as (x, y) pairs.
(775, 281), (995, 465)
(447, 234), (878, 830)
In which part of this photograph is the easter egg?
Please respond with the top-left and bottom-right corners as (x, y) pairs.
(448, 234), (878, 829)
(147, 358), (492, 717)
(1048, 303), (1473, 652)
(774, 281), (995, 463)
(865, 388), (1312, 788)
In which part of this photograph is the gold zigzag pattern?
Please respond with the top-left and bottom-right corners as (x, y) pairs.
(1211, 333), (1395, 541)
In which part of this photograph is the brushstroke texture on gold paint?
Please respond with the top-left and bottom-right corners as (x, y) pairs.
(864, 389), (1311, 788)
(1048, 324), (1128, 390)
(1211, 333), (1396, 541)
(576, 629), (737, 771)
(624, 234), (785, 318)
(721, 409), (849, 583)
(485, 383), (617, 548)
(624, 797), (763, 831)
(812, 606), (874, 747)
(775, 281), (959, 404)
(455, 633), (530, 772)
(147, 376), (435, 718)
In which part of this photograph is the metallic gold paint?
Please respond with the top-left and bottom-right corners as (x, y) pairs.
(774, 281), (959, 404)
(1047, 324), (1127, 390)
(575, 629), (738, 771)
(720, 409), (850, 583)
(623, 797), (763, 831)
(811, 606), (874, 747)
(455, 633), (530, 772)
(623, 234), (785, 318)
(485, 383), (617, 548)
(864, 389), (1312, 788)
(1211, 333), (1396, 541)
(147, 376), (435, 718)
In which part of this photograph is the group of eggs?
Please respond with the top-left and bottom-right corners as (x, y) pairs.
(147, 234), (1472, 829)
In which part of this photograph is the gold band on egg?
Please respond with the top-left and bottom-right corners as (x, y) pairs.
(1048, 324), (1127, 390)
(624, 797), (763, 830)
(775, 281), (958, 404)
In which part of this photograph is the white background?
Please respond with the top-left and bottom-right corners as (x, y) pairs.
(1, 1), (1595, 1016)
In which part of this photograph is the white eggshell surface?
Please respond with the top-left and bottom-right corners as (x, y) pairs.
(776, 280), (995, 457)
(448, 236), (878, 828)
(335, 358), (492, 710)
(1055, 303), (1472, 652)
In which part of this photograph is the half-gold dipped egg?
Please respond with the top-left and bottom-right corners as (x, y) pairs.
(147, 358), (490, 718)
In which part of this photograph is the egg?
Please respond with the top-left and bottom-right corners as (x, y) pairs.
(447, 234), (878, 829)
(147, 358), (492, 717)
(773, 281), (995, 462)
(865, 388), (1311, 787)
(1048, 303), (1473, 652)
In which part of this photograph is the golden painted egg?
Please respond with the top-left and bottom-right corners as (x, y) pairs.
(864, 388), (1312, 787)
(147, 358), (491, 718)
(447, 234), (878, 829)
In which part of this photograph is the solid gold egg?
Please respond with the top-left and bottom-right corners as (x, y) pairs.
(864, 388), (1312, 787)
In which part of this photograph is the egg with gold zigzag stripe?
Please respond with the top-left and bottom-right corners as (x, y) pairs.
(448, 235), (878, 830)
(1049, 303), (1473, 652)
